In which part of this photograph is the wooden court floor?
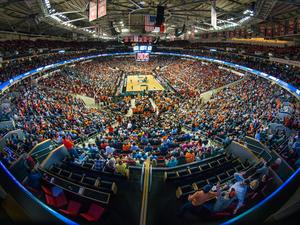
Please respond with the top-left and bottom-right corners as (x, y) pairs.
(126, 75), (165, 92)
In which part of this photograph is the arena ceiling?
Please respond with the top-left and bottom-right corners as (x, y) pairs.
(0, 0), (299, 40)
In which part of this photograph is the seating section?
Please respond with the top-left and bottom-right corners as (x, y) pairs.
(41, 168), (111, 205)
(48, 163), (117, 194)
(174, 155), (254, 199)
(164, 154), (246, 183)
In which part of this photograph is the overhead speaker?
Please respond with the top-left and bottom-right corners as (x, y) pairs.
(155, 5), (165, 26)
(110, 21), (120, 36)
(175, 24), (186, 37)
(153, 36), (160, 44)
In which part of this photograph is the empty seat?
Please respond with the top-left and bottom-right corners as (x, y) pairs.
(218, 158), (227, 164)
(69, 173), (83, 182)
(235, 164), (243, 172)
(177, 169), (190, 177)
(165, 171), (178, 180)
(80, 203), (105, 222)
(50, 166), (61, 174)
(207, 177), (218, 185)
(209, 161), (219, 168)
(189, 166), (201, 174)
(82, 176), (97, 187)
(200, 164), (211, 171)
(194, 180), (208, 190)
(226, 169), (235, 177)
(218, 173), (229, 181)
(82, 162), (93, 170)
(59, 200), (82, 216)
(60, 170), (71, 178)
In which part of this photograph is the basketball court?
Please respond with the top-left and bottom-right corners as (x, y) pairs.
(126, 74), (165, 92)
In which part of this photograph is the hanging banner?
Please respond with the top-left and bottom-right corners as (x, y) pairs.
(279, 23), (285, 36)
(89, 0), (97, 21)
(288, 18), (295, 35)
(298, 17), (300, 33)
(266, 25), (273, 37)
(240, 29), (245, 38)
(97, 0), (107, 18)
(259, 24), (266, 37)
(274, 23), (279, 36)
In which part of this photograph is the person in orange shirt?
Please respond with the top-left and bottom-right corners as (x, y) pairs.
(185, 150), (195, 163)
(179, 184), (217, 215)
(122, 142), (131, 152)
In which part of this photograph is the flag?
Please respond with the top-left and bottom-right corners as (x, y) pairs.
(160, 24), (166, 33)
(145, 15), (156, 32)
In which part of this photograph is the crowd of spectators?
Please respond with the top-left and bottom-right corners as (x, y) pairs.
(0, 55), (299, 171)
(157, 59), (242, 97)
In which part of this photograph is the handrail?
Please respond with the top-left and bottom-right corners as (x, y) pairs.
(149, 165), (153, 192)
(139, 159), (150, 225)
(140, 163), (145, 192)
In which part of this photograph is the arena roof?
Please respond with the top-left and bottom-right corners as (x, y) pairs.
(0, 0), (299, 40)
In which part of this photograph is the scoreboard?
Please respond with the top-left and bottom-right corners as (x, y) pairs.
(133, 45), (152, 52)
(133, 45), (152, 61)
(135, 53), (149, 61)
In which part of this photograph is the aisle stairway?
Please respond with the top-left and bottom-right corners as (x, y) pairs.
(149, 98), (159, 116)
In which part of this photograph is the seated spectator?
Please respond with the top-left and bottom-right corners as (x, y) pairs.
(25, 168), (42, 190)
(62, 137), (78, 158)
(94, 157), (106, 171)
(179, 184), (217, 215)
(205, 183), (236, 213)
(115, 160), (128, 176)
(185, 150), (195, 163)
(229, 178), (251, 214)
(104, 157), (116, 173)
(166, 156), (178, 167)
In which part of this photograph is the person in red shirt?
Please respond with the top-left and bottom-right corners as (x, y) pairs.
(62, 136), (78, 158)
(108, 125), (114, 134)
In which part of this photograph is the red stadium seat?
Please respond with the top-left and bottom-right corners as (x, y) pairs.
(54, 192), (68, 208)
(59, 200), (82, 216)
(45, 194), (56, 207)
(80, 203), (105, 222)
(41, 185), (52, 195)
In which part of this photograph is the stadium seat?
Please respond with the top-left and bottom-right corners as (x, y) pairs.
(54, 192), (68, 208)
(80, 203), (105, 222)
(59, 200), (82, 216)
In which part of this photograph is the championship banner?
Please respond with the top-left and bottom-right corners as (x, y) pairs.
(274, 23), (279, 36)
(288, 18), (295, 34)
(225, 31), (229, 38)
(279, 23), (285, 36)
(97, 0), (107, 18)
(89, 0), (97, 21)
(266, 25), (272, 37)
(259, 24), (266, 37)
(142, 36), (148, 43)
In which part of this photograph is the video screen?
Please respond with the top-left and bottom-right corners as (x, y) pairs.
(133, 45), (152, 52)
(136, 53), (149, 61)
